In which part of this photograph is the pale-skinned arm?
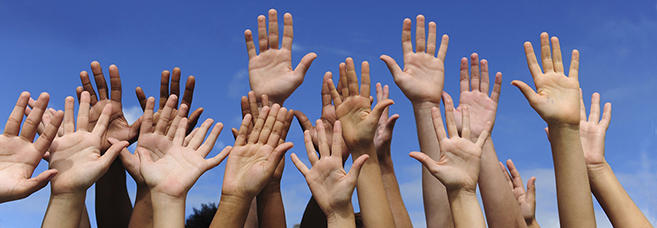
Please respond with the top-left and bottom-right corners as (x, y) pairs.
(511, 32), (595, 228)
(380, 15), (452, 228)
(501, 160), (540, 228)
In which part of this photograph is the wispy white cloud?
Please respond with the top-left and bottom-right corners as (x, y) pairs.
(123, 106), (143, 124)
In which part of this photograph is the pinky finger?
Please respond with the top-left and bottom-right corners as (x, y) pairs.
(206, 146), (232, 169)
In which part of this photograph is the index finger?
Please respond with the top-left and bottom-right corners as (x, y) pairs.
(4, 92), (30, 136)
(109, 65), (122, 103)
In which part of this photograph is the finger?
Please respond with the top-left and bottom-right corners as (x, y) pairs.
(360, 61), (370, 98)
(235, 114), (252, 146)
(294, 109), (314, 131)
(409, 152), (440, 174)
(248, 106), (270, 144)
(511, 80), (539, 105)
(442, 92), (458, 138)
(371, 99), (395, 125)
(206, 145), (231, 169)
(506, 159), (525, 189)
(248, 91), (260, 120)
(80, 70), (98, 104)
(431, 107), (447, 140)
(331, 121), (343, 158)
(347, 154), (369, 183)
(401, 18), (412, 54)
(170, 68), (182, 108)
(159, 70), (171, 109)
(490, 72), (503, 103)
(167, 104), (189, 139)
(386, 114), (400, 133)
(376, 83), (383, 103)
(63, 97), (75, 134)
(346, 58), (360, 97)
(579, 89), (587, 121)
(380, 55), (403, 78)
(327, 78), (342, 107)
(281, 13), (293, 50)
(140, 97), (155, 135)
(181, 75), (196, 113)
(461, 105), (471, 140)
(475, 121), (492, 148)
(109, 65), (122, 102)
(527, 177), (537, 204)
(315, 120), (330, 159)
(21, 93), (50, 140)
(266, 106), (287, 147)
(101, 141), (128, 169)
(18, 169), (58, 199)
(76, 92), (91, 132)
(197, 122), (223, 157)
(75, 86), (84, 104)
(304, 130), (319, 165)
(339, 62), (350, 97)
(267, 142), (294, 174)
(92, 104), (113, 137)
(33, 111), (63, 153)
(481, 59), (490, 95)
(91, 61), (109, 100)
(589, 92), (601, 123)
(321, 72), (334, 107)
(290, 153), (310, 176)
(415, 15), (426, 53)
(259, 105), (280, 144)
(437, 35), (449, 61)
(134, 87), (147, 111)
(173, 118), (187, 146)
(539, 32), (554, 73)
(523, 42), (543, 78)
(293, 53), (317, 79)
(569, 50), (580, 80)
(470, 53), (480, 92)
(459, 57), (469, 93)
(4, 92), (30, 136)
(188, 118), (214, 150)
(244, 30), (257, 59)
(551, 37), (564, 74)
(257, 15), (268, 51)
(187, 107), (203, 133)
(500, 161), (513, 189)
(427, 21), (437, 56)
(600, 102), (612, 129)
(154, 95), (178, 135)
(268, 9), (279, 49)
(280, 109), (294, 141)
(185, 127), (199, 146)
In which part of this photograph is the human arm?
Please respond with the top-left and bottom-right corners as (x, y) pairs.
(501, 160), (539, 228)
(0, 92), (62, 203)
(379, 15), (453, 228)
(291, 120), (368, 228)
(373, 83), (412, 228)
(451, 54), (525, 227)
(76, 61), (140, 228)
(511, 33), (595, 228)
(246, 9), (317, 105)
(42, 93), (129, 228)
(210, 105), (293, 228)
(410, 97), (491, 228)
(578, 92), (652, 227)
(330, 57), (395, 228)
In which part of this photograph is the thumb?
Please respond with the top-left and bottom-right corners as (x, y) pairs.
(347, 154), (369, 183)
(380, 55), (403, 78)
(371, 99), (395, 123)
(18, 169), (58, 199)
(294, 53), (318, 78)
(386, 114), (400, 133)
(511, 80), (539, 105)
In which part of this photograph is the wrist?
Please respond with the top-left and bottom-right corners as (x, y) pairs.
(412, 101), (441, 111)
(446, 187), (477, 203)
(325, 203), (355, 227)
(349, 142), (376, 157)
(587, 161), (611, 182)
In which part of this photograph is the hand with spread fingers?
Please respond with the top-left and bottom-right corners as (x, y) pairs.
(0, 92), (63, 203)
(211, 105), (293, 228)
(135, 67), (204, 135)
(501, 160), (539, 228)
(578, 91), (611, 172)
(291, 120), (368, 228)
(409, 95), (491, 228)
(42, 92), (129, 228)
(245, 9), (317, 104)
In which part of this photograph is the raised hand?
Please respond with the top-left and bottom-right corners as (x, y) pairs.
(410, 96), (491, 192)
(291, 121), (368, 227)
(380, 15), (449, 105)
(295, 72), (343, 153)
(246, 9), (317, 104)
(330, 58), (394, 151)
(0, 92), (62, 203)
(47, 92), (129, 195)
(452, 53), (502, 139)
(501, 160), (538, 227)
(135, 67), (204, 134)
(511, 33), (580, 126)
(578, 91), (611, 171)
(373, 83), (400, 158)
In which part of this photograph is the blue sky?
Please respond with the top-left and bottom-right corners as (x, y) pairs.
(1, 1), (656, 227)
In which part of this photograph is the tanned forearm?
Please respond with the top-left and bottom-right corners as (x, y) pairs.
(43, 193), (86, 228)
(300, 197), (328, 228)
(352, 144), (395, 228)
(379, 155), (413, 228)
(96, 160), (132, 228)
(478, 138), (527, 228)
(211, 194), (253, 228)
(547, 124), (595, 228)
(128, 185), (153, 228)
(589, 162), (652, 228)
(447, 190), (486, 228)
(257, 183), (286, 228)
(413, 103), (454, 228)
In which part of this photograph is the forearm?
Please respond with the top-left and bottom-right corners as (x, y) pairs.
(151, 192), (186, 228)
(300, 197), (328, 228)
(211, 194), (253, 228)
(326, 204), (357, 228)
(128, 185), (153, 228)
(43, 193), (86, 228)
(80, 206), (91, 228)
(95, 160), (132, 228)
(547, 124), (595, 228)
(478, 138), (526, 228)
(256, 183), (286, 228)
(413, 103), (454, 228)
(589, 162), (652, 228)
(447, 190), (486, 228)
(352, 144), (395, 228)
(379, 155), (414, 228)
(527, 219), (541, 228)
